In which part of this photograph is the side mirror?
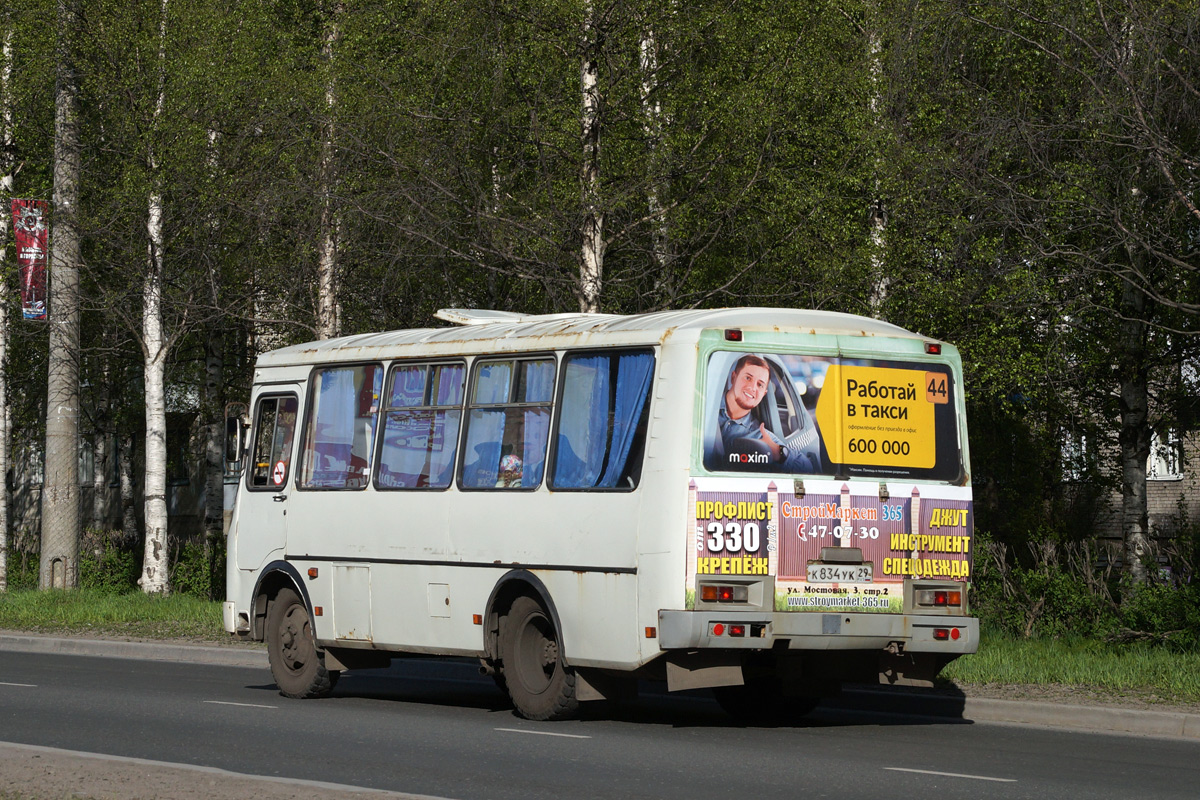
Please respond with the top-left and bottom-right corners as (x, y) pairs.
(224, 402), (249, 464)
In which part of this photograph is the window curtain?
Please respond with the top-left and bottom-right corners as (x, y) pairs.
(555, 356), (608, 488)
(598, 352), (654, 488)
(522, 407), (551, 486)
(475, 362), (511, 404)
(523, 360), (555, 402)
(462, 409), (505, 487)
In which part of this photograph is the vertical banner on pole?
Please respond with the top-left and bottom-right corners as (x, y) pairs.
(11, 199), (49, 320)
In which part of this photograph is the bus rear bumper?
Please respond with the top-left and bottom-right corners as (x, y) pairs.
(657, 609), (978, 655)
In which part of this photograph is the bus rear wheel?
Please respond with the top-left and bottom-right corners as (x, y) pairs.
(266, 587), (339, 699)
(500, 596), (579, 721)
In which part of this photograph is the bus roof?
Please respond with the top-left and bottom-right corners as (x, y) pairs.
(255, 307), (931, 368)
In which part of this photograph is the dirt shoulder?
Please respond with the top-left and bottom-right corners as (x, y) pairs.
(0, 742), (437, 800)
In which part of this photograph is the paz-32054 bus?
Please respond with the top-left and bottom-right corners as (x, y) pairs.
(224, 307), (977, 720)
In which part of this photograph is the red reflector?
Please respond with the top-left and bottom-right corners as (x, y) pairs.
(951, 628), (961, 641)
(730, 625), (746, 637)
(724, 329), (743, 342)
(713, 623), (725, 637)
(933, 628), (949, 640)
(925, 342), (942, 355)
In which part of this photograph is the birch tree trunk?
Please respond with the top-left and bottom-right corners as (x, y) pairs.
(139, 0), (170, 594)
(41, 0), (83, 590)
(865, 23), (889, 318)
(315, 3), (342, 339)
(119, 434), (138, 545)
(90, 384), (108, 528)
(1118, 273), (1152, 584)
(579, 0), (603, 313)
(0, 23), (12, 591)
(639, 25), (673, 302)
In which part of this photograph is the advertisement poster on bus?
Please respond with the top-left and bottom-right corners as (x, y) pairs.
(701, 350), (963, 483)
(686, 477), (972, 612)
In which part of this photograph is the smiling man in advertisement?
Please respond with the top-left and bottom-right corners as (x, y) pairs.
(713, 353), (822, 473)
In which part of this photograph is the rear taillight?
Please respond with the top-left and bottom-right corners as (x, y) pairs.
(701, 584), (749, 603)
(916, 589), (962, 607)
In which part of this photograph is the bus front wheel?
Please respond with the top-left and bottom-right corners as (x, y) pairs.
(500, 595), (579, 721)
(266, 587), (339, 699)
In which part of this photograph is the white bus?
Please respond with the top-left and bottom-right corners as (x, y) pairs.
(224, 307), (977, 721)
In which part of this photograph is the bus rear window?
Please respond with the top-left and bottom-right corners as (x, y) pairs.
(702, 351), (962, 482)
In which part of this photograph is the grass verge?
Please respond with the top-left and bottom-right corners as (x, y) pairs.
(0, 588), (225, 642)
(942, 630), (1200, 703)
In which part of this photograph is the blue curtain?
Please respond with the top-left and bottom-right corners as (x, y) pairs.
(523, 359), (556, 403)
(390, 365), (426, 407)
(462, 409), (505, 487)
(598, 353), (654, 488)
(554, 352), (653, 489)
(555, 355), (607, 488)
(475, 362), (512, 404)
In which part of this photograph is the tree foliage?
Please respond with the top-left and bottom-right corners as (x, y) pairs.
(0, 0), (1196, 592)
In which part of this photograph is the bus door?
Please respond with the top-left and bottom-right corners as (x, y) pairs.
(236, 388), (302, 570)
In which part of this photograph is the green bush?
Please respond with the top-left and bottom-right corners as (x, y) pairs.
(169, 539), (225, 599)
(1, 544), (39, 592)
(972, 559), (1110, 639)
(1107, 582), (1200, 650)
(79, 542), (140, 593)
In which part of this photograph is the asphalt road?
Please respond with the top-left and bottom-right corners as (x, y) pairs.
(1, 649), (1198, 800)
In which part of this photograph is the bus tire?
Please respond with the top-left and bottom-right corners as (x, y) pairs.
(713, 678), (819, 723)
(266, 587), (339, 699)
(500, 595), (579, 721)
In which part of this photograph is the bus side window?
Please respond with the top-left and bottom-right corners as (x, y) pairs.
(551, 350), (654, 490)
(377, 362), (465, 489)
(460, 357), (555, 490)
(248, 395), (298, 489)
(298, 364), (383, 490)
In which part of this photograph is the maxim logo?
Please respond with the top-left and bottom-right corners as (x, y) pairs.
(729, 452), (769, 464)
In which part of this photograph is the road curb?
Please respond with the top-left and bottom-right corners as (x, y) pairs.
(961, 696), (1200, 739)
(5, 633), (1199, 739)
(0, 633), (267, 669)
(830, 686), (1200, 740)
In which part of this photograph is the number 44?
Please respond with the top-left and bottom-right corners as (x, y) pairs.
(925, 372), (948, 405)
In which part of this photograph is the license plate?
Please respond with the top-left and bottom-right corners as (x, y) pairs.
(806, 563), (873, 583)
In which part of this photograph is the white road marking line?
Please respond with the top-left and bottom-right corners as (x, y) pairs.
(0, 682), (36, 688)
(495, 727), (591, 739)
(203, 700), (277, 709)
(886, 767), (1016, 783)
